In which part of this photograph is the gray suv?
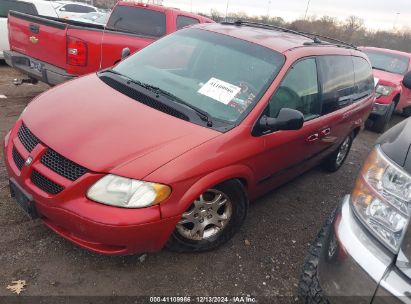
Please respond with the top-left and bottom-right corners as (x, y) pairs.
(299, 71), (411, 303)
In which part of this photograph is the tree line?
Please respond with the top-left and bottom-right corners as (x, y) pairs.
(206, 10), (410, 53)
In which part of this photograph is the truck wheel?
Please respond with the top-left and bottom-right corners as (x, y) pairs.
(322, 133), (353, 172)
(298, 210), (336, 304)
(403, 107), (411, 118)
(372, 102), (395, 133)
(166, 179), (248, 253)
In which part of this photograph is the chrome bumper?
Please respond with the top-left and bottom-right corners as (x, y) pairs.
(318, 195), (399, 303)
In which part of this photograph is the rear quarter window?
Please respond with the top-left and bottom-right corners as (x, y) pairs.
(318, 55), (355, 115)
(107, 6), (166, 37)
(0, 0), (37, 17)
(352, 56), (374, 101)
(177, 15), (199, 30)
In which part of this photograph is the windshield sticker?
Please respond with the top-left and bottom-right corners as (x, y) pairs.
(198, 78), (242, 105)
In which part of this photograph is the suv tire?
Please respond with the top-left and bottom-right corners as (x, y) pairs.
(166, 179), (248, 253)
(322, 133), (353, 172)
(298, 210), (336, 304)
(372, 101), (395, 133)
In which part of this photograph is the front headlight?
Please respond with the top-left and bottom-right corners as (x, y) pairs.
(375, 85), (393, 97)
(351, 147), (410, 253)
(87, 174), (171, 208)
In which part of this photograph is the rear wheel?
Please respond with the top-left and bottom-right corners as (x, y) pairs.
(371, 101), (395, 133)
(322, 133), (353, 172)
(166, 180), (248, 253)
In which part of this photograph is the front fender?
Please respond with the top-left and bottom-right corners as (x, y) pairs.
(159, 164), (255, 219)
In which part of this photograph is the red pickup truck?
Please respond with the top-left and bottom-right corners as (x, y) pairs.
(4, 1), (213, 86)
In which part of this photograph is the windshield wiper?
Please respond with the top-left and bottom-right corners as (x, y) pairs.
(135, 82), (213, 127)
(372, 66), (390, 73)
(100, 69), (213, 127)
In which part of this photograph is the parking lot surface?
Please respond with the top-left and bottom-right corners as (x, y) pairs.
(0, 61), (403, 299)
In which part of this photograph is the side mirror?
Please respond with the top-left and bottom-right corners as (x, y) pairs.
(403, 71), (411, 89)
(259, 108), (304, 132)
(59, 7), (66, 11)
(121, 47), (130, 60)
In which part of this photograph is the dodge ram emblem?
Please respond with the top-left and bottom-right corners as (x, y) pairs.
(29, 36), (39, 44)
(25, 156), (33, 167)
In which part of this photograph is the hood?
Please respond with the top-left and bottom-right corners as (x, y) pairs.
(22, 74), (220, 179)
(372, 69), (403, 87)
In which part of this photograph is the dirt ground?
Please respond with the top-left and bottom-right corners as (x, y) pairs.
(0, 61), (404, 302)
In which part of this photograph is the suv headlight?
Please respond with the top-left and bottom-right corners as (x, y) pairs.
(375, 85), (393, 97)
(351, 146), (410, 253)
(87, 174), (171, 208)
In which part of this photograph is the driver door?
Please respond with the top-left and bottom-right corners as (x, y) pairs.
(252, 57), (332, 191)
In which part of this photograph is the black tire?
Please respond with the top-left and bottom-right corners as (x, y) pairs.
(298, 210), (336, 304)
(372, 102), (395, 133)
(166, 179), (248, 253)
(322, 133), (353, 172)
(403, 107), (411, 118)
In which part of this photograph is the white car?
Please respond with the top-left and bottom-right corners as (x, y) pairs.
(52, 1), (98, 19)
(0, 0), (58, 59)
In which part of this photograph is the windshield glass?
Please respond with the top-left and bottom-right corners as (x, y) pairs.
(364, 50), (410, 75)
(113, 28), (285, 123)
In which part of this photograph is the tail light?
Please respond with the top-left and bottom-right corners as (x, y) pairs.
(67, 36), (87, 66)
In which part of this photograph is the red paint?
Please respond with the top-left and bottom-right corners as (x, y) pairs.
(7, 2), (213, 78)
(3, 24), (374, 255)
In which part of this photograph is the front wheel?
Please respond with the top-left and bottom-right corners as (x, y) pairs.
(166, 179), (248, 253)
(322, 133), (353, 172)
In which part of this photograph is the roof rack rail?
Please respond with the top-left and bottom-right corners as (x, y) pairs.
(221, 20), (357, 50)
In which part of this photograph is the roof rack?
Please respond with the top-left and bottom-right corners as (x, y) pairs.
(221, 20), (357, 50)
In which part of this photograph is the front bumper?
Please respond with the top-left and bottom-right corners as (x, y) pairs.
(4, 50), (75, 86)
(318, 195), (411, 303)
(371, 102), (390, 116)
(3, 121), (180, 255)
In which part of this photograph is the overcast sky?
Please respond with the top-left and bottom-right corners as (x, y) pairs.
(163, 0), (410, 31)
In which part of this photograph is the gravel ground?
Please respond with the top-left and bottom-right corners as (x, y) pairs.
(0, 61), (404, 301)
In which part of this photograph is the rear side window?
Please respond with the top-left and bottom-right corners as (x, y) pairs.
(0, 0), (37, 17)
(352, 57), (374, 101)
(177, 15), (199, 30)
(61, 4), (95, 13)
(318, 56), (355, 115)
(268, 58), (320, 121)
(107, 6), (166, 37)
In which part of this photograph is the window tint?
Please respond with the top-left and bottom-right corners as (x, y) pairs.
(177, 15), (200, 30)
(107, 6), (166, 37)
(0, 0), (37, 17)
(318, 56), (355, 115)
(268, 58), (320, 120)
(352, 57), (374, 101)
(62, 4), (95, 13)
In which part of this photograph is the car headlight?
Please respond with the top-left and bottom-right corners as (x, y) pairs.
(351, 146), (410, 253)
(375, 85), (393, 97)
(87, 174), (171, 208)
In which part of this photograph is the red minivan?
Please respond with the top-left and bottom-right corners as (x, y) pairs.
(3, 22), (374, 255)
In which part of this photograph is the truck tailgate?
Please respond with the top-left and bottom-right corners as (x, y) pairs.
(8, 11), (68, 69)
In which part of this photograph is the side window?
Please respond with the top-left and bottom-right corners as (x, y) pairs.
(177, 16), (200, 30)
(268, 58), (320, 121)
(62, 4), (95, 13)
(0, 0), (37, 17)
(318, 56), (355, 115)
(352, 57), (374, 101)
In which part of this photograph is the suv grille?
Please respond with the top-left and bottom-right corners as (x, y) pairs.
(31, 170), (64, 195)
(41, 149), (87, 181)
(12, 147), (25, 170)
(18, 124), (40, 152)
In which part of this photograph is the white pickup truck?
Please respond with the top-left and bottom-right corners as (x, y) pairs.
(0, 0), (58, 59)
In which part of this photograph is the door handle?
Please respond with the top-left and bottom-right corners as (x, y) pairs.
(29, 24), (39, 34)
(306, 133), (319, 143)
(320, 128), (331, 137)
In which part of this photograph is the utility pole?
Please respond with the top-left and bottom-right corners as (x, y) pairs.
(304, 0), (311, 20)
(267, 0), (271, 19)
(393, 12), (400, 30)
(225, 0), (229, 20)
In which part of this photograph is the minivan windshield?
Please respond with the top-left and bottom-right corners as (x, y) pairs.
(113, 28), (285, 123)
(364, 50), (410, 75)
